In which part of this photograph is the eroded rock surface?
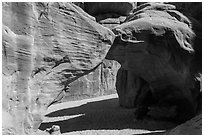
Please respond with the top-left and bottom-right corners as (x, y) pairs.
(106, 2), (201, 122)
(61, 60), (120, 102)
(2, 2), (114, 134)
(63, 2), (126, 103)
(166, 114), (202, 135)
(2, 2), (202, 135)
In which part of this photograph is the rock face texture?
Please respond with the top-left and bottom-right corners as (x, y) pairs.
(106, 2), (202, 122)
(61, 60), (120, 102)
(63, 2), (132, 102)
(2, 2), (115, 134)
(2, 2), (202, 135)
(168, 2), (202, 23)
(166, 114), (202, 135)
(64, 2), (135, 102)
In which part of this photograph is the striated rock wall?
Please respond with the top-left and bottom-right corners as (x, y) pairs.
(61, 60), (120, 102)
(2, 2), (115, 134)
(2, 2), (201, 135)
(64, 2), (134, 103)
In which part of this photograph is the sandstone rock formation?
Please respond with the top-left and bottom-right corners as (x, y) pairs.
(61, 60), (120, 102)
(64, 2), (134, 102)
(167, 2), (202, 76)
(2, 2), (202, 135)
(106, 2), (202, 122)
(166, 114), (202, 135)
(63, 2), (132, 103)
(2, 2), (114, 134)
(167, 2), (202, 23)
(73, 2), (134, 23)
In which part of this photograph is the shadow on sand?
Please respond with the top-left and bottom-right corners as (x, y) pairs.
(39, 98), (176, 134)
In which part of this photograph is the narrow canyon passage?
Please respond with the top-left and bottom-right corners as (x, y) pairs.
(2, 2), (201, 135)
(39, 94), (176, 135)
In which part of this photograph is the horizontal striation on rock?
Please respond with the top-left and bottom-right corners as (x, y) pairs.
(34, 3), (114, 70)
(60, 2), (123, 103)
(2, 2), (115, 134)
(61, 59), (120, 102)
(3, 2), (202, 135)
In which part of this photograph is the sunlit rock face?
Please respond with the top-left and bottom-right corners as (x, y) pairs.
(2, 2), (115, 134)
(61, 60), (120, 102)
(106, 2), (201, 122)
(65, 2), (136, 102)
(2, 2), (202, 135)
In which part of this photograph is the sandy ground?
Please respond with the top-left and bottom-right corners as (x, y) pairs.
(39, 94), (177, 135)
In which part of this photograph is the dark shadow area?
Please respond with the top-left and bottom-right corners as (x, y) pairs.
(39, 98), (177, 134)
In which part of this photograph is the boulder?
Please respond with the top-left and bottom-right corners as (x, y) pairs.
(127, 9), (191, 28)
(45, 125), (61, 135)
(128, 2), (202, 80)
(106, 6), (201, 122)
(2, 2), (114, 134)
